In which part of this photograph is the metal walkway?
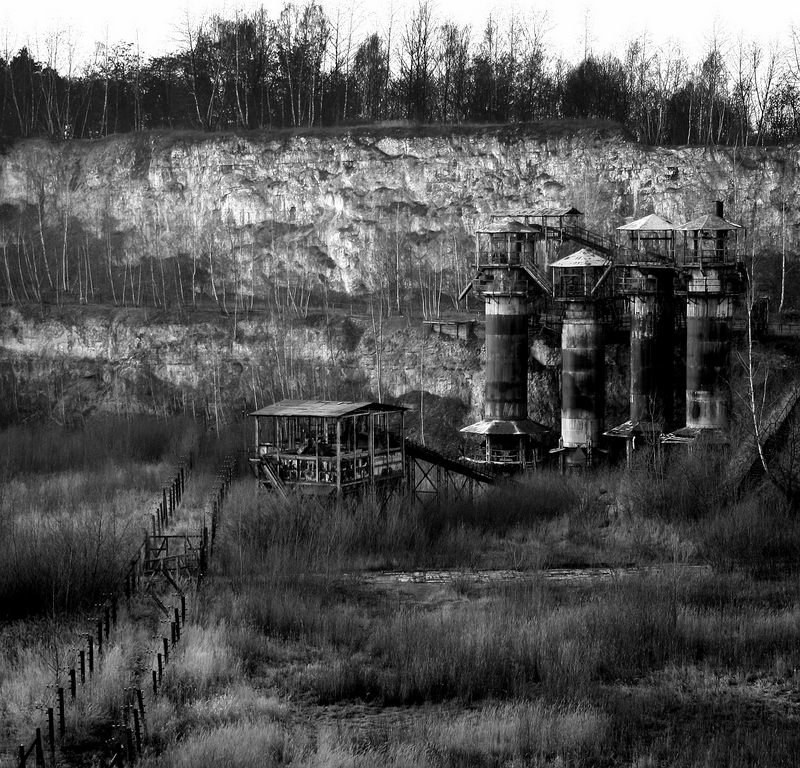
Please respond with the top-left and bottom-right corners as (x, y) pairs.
(548, 224), (615, 256)
(459, 224), (614, 301)
(405, 440), (497, 504)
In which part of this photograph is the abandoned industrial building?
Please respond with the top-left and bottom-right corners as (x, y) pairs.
(249, 201), (748, 494)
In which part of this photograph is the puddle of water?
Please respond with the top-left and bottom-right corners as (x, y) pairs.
(359, 565), (710, 586)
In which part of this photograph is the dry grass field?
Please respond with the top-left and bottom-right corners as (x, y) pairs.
(3, 424), (800, 767)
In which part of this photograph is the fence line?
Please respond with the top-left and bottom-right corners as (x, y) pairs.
(104, 454), (237, 767)
(110, 456), (237, 765)
(15, 454), (195, 768)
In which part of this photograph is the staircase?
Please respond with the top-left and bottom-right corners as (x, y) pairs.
(519, 253), (554, 296)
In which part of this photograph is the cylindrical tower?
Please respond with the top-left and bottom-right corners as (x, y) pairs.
(630, 278), (675, 425)
(561, 300), (605, 447)
(550, 249), (613, 468)
(606, 214), (677, 460)
(484, 294), (529, 421)
(685, 270), (735, 431)
(460, 220), (550, 470)
(662, 202), (743, 445)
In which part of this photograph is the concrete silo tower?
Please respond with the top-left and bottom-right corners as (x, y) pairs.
(605, 214), (677, 462)
(460, 220), (550, 470)
(549, 249), (614, 469)
(662, 202), (744, 446)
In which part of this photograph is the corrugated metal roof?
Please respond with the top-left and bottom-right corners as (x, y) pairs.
(675, 213), (742, 232)
(617, 214), (675, 232)
(250, 399), (405, 418)
(550, 249), (611, 268)
(604, 420), (663, 438)
(476, 220), (541, 234)
(493, 207), (582, 218)
(660, 425), (729, 444)
(460, 419), (550, 437)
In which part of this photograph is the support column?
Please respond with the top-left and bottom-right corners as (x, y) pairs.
(629, 271), (675, 426)
(484, 294), (529, 421)
(686, 268), (733, 431)
(561, 301), (605, 448)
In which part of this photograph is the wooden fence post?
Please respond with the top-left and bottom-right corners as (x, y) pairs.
(47, 707), (55, 764)
(57, 688), (65, 739)
(132, 708), (142, 754)
(136, 689), (147, 739)
(34, 728), (44, 767)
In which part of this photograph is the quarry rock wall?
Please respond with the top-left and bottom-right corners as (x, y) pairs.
(0, 125), (796, 444)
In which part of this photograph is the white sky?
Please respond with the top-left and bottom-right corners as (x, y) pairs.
(1, 0), (795, 72)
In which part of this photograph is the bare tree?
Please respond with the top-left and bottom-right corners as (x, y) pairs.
(399, 0), (435, 121)
(275, 2), (330, 127)
(434, 22), (471, 122)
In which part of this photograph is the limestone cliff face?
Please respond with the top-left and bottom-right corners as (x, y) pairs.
(0, 124), (796, 441)
(2, 125), (798, 295)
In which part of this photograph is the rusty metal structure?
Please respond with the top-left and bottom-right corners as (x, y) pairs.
(549, 249), (614, 469)
(249, 202), (745, 494)
(455, 200), (746, 471)
(605, 214), (677, 461)
(459, 220), (551, 470)
(249, 400), (407, 496)
(249, 399), (497, 501)
(662, 202), (744, 446)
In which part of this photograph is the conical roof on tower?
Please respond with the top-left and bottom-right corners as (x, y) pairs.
(676, 213), (742, 231)
(550, 249), (611, 268)
(617, 213), (675, 231)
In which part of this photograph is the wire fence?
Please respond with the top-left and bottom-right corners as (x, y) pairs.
(14, 452), (238, 768)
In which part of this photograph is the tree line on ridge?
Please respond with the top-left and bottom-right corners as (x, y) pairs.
(2, 1), (800, 146)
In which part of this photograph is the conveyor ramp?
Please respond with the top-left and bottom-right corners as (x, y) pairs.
(405, 440), (496, 504)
